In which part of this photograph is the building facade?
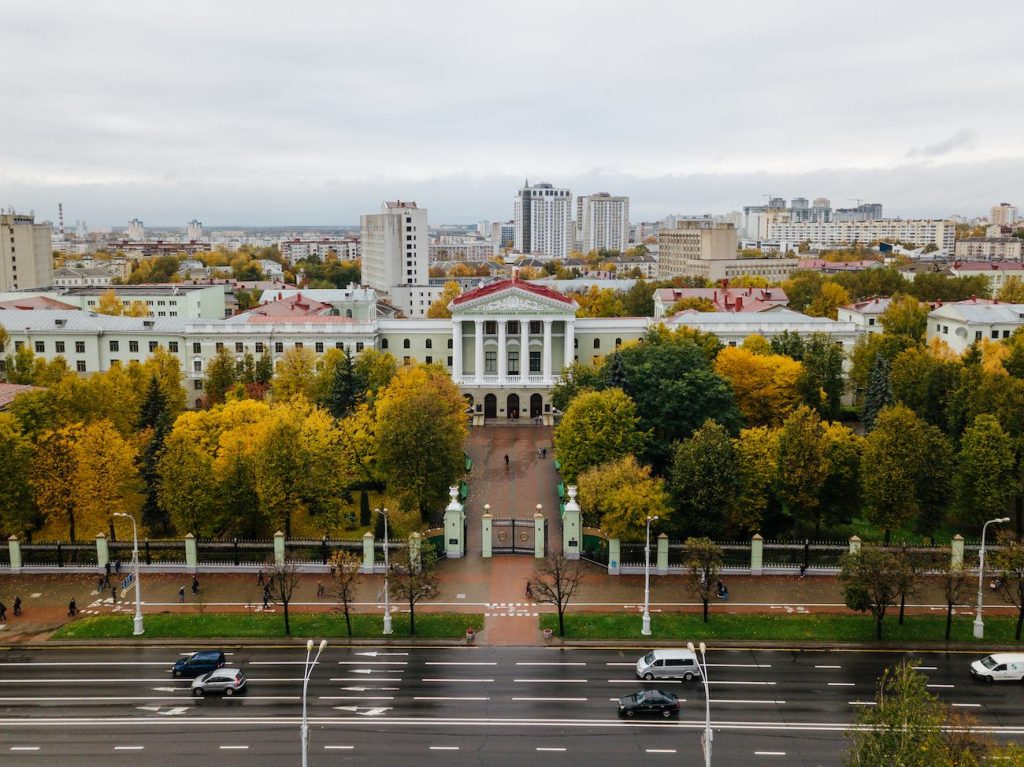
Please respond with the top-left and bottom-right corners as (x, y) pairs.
(765, 219), (955, 251)
(360, 201), (436, 318)
(577, 193), (630, 254)
(1, 212), (54, 292)
(954, 237), (1023, 261)
(513, 182), (574, 259)
(927, 302), (1024, 354)
(991, 203), (1018, 227)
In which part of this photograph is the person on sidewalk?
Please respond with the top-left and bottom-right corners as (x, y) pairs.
(0, 602), (6, 621)
(110, 587), (117, 603)
(799, 564), (807, 579)
(13, 596), (22, 616)
(504, 454), (510, 468)
(525, 582), (534, 600)
(178, 586), (185, 603)
(115, 560), (122, 576)
(68, 598), (77, 616)
(104, 561), (111, 577)
(191, 575), (200, 595)
(316, 581), (325, 598)
(257, 569), (265, 586)
(262, 586), (270, 609)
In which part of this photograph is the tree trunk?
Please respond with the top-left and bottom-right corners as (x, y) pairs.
(283, 600), (291, 636)
(884, 528), (891, 546)
(1016, 608), (1023, 641)
(945, 604), (953, 641)
(409, 598), (416, 635)
(898, 592), (906, 625)
(344, 606), (352, 637)
(876, 616), (883, 640)
(702, 599), (709, 623)
(558, 607), (565, 637)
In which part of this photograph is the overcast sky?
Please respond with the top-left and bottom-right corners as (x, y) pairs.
(2, 0), (1022, 227)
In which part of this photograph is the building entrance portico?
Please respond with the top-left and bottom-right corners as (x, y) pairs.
(506, 393), (520, 419)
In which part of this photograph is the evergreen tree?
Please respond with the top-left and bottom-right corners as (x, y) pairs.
(205, 347), (238, 405)
(862, 353), (893, 431)
(601, 351), (627, 390)
(359, 489), (371, 526)
(138, 376), (171, 533)
(326, 347), (362, 419)
(254, 349), (274, 385)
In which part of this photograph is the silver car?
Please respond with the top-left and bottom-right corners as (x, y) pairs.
(191, 667), (247, 697)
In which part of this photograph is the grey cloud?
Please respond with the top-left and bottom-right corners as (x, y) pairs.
(905, 129), (979, 159)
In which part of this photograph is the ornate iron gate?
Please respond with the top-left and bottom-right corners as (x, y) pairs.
(492, 518), (535, 555)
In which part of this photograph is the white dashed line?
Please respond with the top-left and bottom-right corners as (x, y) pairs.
(324, 745), (354, 750)
(828, 683), (855, 687)
(755, 751), (787, 756)
(220, 745), (249, 750)
(422, 678), (494, 683)
(927, 684), (955, 689)
(513, 697), (588, 702)
(430, 746), (460, 750)
(516, 662), (587, 666)
(114, 746), (144, 750)
(952, 703), (982, 708)
(537, 747), (567, 752)
(646, 748), (677, 753)
(10, 747), (41, 751)
(414, 697), (490, 701)
(815, 665), (842, 669)
(514, 679), (588, 683)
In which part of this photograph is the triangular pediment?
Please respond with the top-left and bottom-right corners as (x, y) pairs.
(450, 280), (578, 316)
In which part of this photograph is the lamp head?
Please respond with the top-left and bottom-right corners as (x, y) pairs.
(699, 641), (707, 654)
(998, 517), (1011, 523)
(318, 639), (327, 652)
(306, 639), (314, 652)
(687, 641), (695, 653)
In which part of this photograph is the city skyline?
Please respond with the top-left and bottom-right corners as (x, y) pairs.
(2, 0), (1022, 225)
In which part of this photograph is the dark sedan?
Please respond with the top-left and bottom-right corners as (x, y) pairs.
(617, 689), (681, 718)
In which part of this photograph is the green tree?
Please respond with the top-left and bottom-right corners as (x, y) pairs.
(576, 456), (670, 540)
(839, 547), (905, 639)
(391, 542), (440, 636)
(158, 431), (219, 536)
(955, 415), (1016, 529)
(254, 349), (274, 385)
(890, 345), (961, 428)
(683, 537), (723, 623)
(667, 420), (738, 538)
(997, 276), (1024, 303)
(992, 534), (1024, 641)
(797, 333), (846, 419)
(731, 426), (780, 535)
(324, 346), (363, 419)
(0, 413), (35, 537)
(354, 349), (397, 401)
(775, 406), (830, 534)
(849, 332), (915, 400)
(550, 361), (603, 412)
(880, 294), (929, 342)
(935, 557), (971, 641)
(553, 388), (645, 483)
(204, 346), (238, 406)
(861, 353), (894, 431)
(806, 281), (850, 319)
(137, 376), (172, 533)
(819, 421), (864, 531)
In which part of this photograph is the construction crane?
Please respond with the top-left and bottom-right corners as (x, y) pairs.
(847, 198), (864, 207)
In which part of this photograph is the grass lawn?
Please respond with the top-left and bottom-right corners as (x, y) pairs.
(540, 612), (1024, 644)
(52, 611), (482, 641)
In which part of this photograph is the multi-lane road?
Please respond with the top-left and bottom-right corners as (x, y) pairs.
(0, 644), (1021, 765)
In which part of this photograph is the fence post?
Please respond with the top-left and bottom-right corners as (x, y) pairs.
(184, 533), (197, 572)
(562, 485), (581, 560)
(951, 534), (964, 569)
(96, 533), (109, 570)
(849, 535), (861, 555)
(609, 538), (620, 575)
(444, 485), (465, 559)
(273, 531), (286, 567)
(8, 535), (21, 573)
(534, 512), (545, 559)
(750, 533), (764, 576)
(362, 532), (375, 573)
(482, 509), (493, 558)
(409, 532), (421, 570)
(656, 533), (668, 575)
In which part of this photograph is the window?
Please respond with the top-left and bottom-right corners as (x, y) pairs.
(593, 338), (600, 349)
(447, 338), (453, 349)
(235, 342), (244, 353)
(194, 380), (203, 390)
(35, 341), (45, 353)
(942, 326), (948, 335)
(315, 342), (324, 353)
(425, 356), (432, 364)
(275, 342), (284, 353)
(403, 338), (411, 349)
(168, 341), (179, 353)
(345, 309), (352, 318)
(381, 339), (389, 349)
(129, 340), (139, 353)
(425, 339), (432, 349)
(149, 341), (158, 352)
(615, 338), (622, 348)
(55, 341), (65, 353)
(484, 321), (497, 335)
(1004, 330), (1011, 339)
(109, 340), (119, 352)
(76, 341), (86, 353)
(447, 356), (452, 367)
(193, 342), (202, 353)
(335, 342), (344, 350)
(508, 321), (520, 334)
(530, 350), (541, 373)
(530, 321), (542, 334)
(356, 342), (364, 352)
(574, 338), (579, 348)
(193, 360), (202, 372)
(508, 350), (519, 375)
(868, 318), (875, 326)
(295, 342), (303, 349)
(975, 331), (983, 341)
(216, 342), (224, 351)
(485, 351), (497, 373)
(255, 342), (264, 353)
(76, 360), (86, 372)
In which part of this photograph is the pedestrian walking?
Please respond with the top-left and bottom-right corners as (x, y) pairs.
(191, 575), (199, 595)
(541, 447), (547, 458)
(104, 561), (111, 577)
(316, 581), (325, 598)
(13, 596), (22, 616)
(504, 453), (510, 468)
(262, 586), (270, 609)
(537, 447), (542, 458)
(115, 560), (122, 576)
(97, 576), (105, 592)
(525, 582), (534, 600)
(0, 602), (6, 621)
(799, 564), (807, 579)
(257, 569), (265, 586)
(178, 586), (185, 603)
(68, 598), (77, 616)
(111, 586), (117, 602)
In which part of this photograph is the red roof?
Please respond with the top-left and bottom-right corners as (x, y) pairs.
(451, 278), (575, 307)
(0, 296), (78, 311)
(0, 383), (43, 410)
(655, 287), (788, 313)
(249, 292), (335, 317)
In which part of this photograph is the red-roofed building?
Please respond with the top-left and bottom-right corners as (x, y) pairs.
(245, 292), (337, 319)
(949, 261), (1024, 297)
(0, 383), (43, 410)
(0, 296), (79, 311)
(652, 287), (789, 318)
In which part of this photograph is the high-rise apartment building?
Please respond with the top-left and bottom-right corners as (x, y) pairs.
(992, 203), (1018, 227)
(513, 182), (573, 259)
(491, 221), (515, 253)
(791, 197), (809, 210)
(577, 193), (630, 254)
(127, 218), (145, 241)
(186, 219), (203, 241)
(360, 201), (437, 317)
(1, 212), (55, 291)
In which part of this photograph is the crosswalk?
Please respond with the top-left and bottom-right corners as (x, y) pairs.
(484, 602), (538, 618)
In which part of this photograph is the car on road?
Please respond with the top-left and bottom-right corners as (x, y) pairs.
(617, 689), (681, 718)
(636, 649), (701, 681)
(191, 667), (247, 697)
(172, 650), (227, 678)
(970, 654), (1024, 682)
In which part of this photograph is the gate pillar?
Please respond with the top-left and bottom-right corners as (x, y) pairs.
(609, 538), (620, 575)
(96, 532), (110, 569)
(562, 485), (581, 560)
(482, 506), (493, 558)
(8, 535), (21, 573)
(533, 512), (545, 558)
(444, 486), (465, 559)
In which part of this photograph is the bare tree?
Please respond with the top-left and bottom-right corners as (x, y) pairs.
(896, 546), (929, 625)
(390, 543), (439, 636)
(330, 550), (363, 637)
(267, 560), (301, 636)
(529, 551), (584, 637)
(683, 537), (723, 623)
(934, 554), (971, 641)
(993, 533), (1024, 640)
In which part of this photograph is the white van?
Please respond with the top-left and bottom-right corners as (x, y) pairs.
(635, 649), (702, 681)
(970, 654), (1024, 682)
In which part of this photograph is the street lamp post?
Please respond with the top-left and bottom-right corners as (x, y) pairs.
(641, 515), (659, 636)
(688, 640), (712, 767)
(300, 638), (327, 767)
(377, 507), (392, 635)
(974, 516), (1010, 639)
(112, 512), (143, 636)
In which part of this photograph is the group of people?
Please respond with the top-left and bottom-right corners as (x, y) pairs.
(0, 596), (22, 621)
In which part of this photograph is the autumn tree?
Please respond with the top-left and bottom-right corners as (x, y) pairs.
(73, 419), (144, 540)
(683, 537), (723, 623)
(354, 349), (397, 401)
(529, 550), (585, 637)
(880, 294), (929, 343)
(576, 455), (670, 541)
(667, 296), (715, 314)
(0, 413), (35, 537)
(137, 375), (172, 533)
(329, 550), (363, 637)
(375, 365), (467, 523)
(158, 430), (219, 536)
(550, 360), (603, 412)
(573, 285), (627, 317)
(796, 333), (846, 420)
(324, 346), (363, 419)
(839, 547), (905, 639)
(96, 289), (124, 316)
(426, 281), (461, 318)
(390, 542), (440, 636)
(553, 388), (645, 483)
(272, 347), (318, 402)
(204, 346), (238, 406)
(29, 426), (80, 540)
(714, 346), (803, 427)
(890, 344), (961, 428)
(955, 414), (1016, 529)
(806, 281), (850, 319)
(668, 420), (738, 538)
(775, 406), (829, 533)
(997, 275), (1024, 303)
(732, 426), (780, 535)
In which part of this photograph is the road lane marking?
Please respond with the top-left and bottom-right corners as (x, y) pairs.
(952, 703), (982, 708)
(114, 746), (144, 750)
(707, 664), (772, 669)
(424, 662), (497, 666)
(513, 697), (588, 702)
(324, 745), (354, 750)
(710, 681), (776, 686)
(514, 679), (588, 683)
(916, 666), (938, 670)
(422, 678), (494, 683)
(849, 701), (877, 706)
(927, 684), (955, 689)
(10, 747), (40, 751)
(430, 746), (459, 750)
(606, 662), (635, 666)
(714, 699), (786, 705)
(609, 679), (681, 684)
(333, 678), (402, 683)
(414, 697), (490, 701)
(319, 696), (395, 701)
(646, 748), (677, 753)
(516, 662), (587, 666)
(537, 747), (567, 752)
(815, 665), (842, 669)
(828, 683), (855, 687)
(220, 745), (249, 750)
(755, 752), (786, 756)
(353, 651), (408, 657)
(0, 662), (171, 667)
(337, 661), (407, 666)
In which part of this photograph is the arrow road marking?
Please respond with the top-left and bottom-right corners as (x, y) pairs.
(333, 706), (392, 717)
(353, 652), (409, 657)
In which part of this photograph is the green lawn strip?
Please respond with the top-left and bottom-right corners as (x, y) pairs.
(540, 612), (1024, 644)
(51, 612), (483, 640)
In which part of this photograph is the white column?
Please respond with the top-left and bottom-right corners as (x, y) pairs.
(520, 318), (530, 382)
(498, 319), (508, 382)
(563, 319), (575, 369)
(542, 318), (553, 383)
(452, 319), (462, 382)
(474, 319), (484, 383)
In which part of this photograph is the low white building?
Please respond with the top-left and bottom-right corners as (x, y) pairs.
(52, 266), (119, 287)
(837, 297), (893, 335)
(954, 237), (1023, 261)
(927, 302), (1024, 354)
(949, 261), (1024, 296)
(667, 308), (858, 355)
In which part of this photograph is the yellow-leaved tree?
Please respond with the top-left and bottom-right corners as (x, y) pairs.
(714, 346), (803, 427)
(96, 289), (124, 316)
(272, 347), (318, 402)
(426, 281), (461, 319)
(30, 425), (81, 540)
(576, 455), (670, 541)
(73, 419), (144, 539)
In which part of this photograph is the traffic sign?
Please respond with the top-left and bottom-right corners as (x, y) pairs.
(121, 573), (134, 591)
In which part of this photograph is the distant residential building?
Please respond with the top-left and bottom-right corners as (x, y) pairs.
(991, 203), (1018, 227)
(106, 239), (213, 257)
(766, 219), (954, 251)
(948, 261), (1024, 296)
(490, 221), (515, 253)
(927, 301), (1024, 354)
(127, 218), (145, 241)
(0, 284), (228, 319)
(837, 297), (893, 335)
(277, 237), (360, 265)
(429, 238), (496, 263)
(577, 193), (630, 254)
(360, 201), (437, 317)
(513, 181), (574, 259)
(658, 221), (797, 282)
(954, 237), (1023, 261)
(667, 307), (858, 353)
(797, 259), (885, 275)
(832, 203), (883, 222)
(256, 259), (285, 278)
(186, 219), (203, 241)
(653, 286), (789, 318)
(1, 212), (54, 291)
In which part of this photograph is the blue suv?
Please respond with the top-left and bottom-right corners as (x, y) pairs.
(172, 650), (226, 678)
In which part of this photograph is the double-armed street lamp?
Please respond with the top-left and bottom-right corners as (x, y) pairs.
(642, 515), (659, 636)
(112, 512), (143, 636)
(687, 640), (712, 767)
(376, 507), (393, 635)
(301, 638), (327, 767)
(974, 516), (1010, 639)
